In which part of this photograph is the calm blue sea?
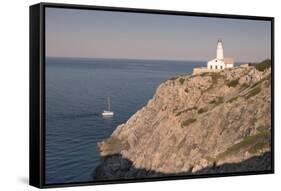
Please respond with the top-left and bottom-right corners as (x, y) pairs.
(45, 57), (205, 184)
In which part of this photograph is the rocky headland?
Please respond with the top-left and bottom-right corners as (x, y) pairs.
(94, 60), (272, 180)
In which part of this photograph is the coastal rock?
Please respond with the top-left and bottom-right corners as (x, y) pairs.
(95, 62), (272, 179)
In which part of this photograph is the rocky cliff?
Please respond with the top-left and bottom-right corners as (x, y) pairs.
(94, 60), (272, 180)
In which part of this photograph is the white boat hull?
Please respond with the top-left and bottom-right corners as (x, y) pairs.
(102, 111), (114, 116)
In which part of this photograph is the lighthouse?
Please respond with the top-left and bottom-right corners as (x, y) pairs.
(216, 40), (224, 60)
(207, 39), (234, 70)
(192, 39), (234, 75)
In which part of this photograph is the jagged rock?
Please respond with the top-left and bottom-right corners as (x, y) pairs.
(95, 63), (272, 179)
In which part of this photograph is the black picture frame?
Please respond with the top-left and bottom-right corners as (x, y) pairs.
(30, 2), (274, 188)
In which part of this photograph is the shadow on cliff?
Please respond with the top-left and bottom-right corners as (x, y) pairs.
(92, 152), (272, 180)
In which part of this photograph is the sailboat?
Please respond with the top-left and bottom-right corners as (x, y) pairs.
(102, 96), (114, 116)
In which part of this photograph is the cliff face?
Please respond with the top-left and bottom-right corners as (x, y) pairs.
(95, 62), (272, 179)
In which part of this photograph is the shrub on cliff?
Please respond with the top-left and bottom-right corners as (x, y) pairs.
(179, 78), (185, 85)
(217, 130), (270, 159)
(245, 86), (261, 99)
(252, 59), (271, 72)
(227, 79), (239, 87)
(209, 96), (224, 106)
(181, 118), (197, 128)
(198, 107), (208, 114)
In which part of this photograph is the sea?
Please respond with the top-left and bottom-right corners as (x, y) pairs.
(45, 57), (205, 184)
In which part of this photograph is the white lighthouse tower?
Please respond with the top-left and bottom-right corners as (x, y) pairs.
(216, 39), (224, 60)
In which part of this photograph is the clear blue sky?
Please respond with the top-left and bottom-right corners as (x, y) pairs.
(46, 7), (271, 62)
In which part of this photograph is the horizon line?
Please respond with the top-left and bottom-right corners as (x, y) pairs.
(45, 56), (256, 63)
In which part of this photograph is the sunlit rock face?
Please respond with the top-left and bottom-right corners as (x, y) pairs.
(95, 61), (272, 179)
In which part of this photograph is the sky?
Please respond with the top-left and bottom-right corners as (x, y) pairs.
(45, 7), (271, 62)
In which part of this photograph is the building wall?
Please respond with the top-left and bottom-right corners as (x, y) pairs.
(207, 59), (225, 70)
(225, 64), (234, 68)
(192, 67), (220, 75)
(240, 64), (249, 68)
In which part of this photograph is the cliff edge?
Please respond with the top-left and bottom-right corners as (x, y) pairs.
(94, 60), (272, 179)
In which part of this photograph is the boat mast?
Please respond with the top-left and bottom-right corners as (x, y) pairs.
(108, 96), (110, 111)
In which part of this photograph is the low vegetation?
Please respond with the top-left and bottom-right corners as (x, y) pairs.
(245, 86), (262, 99)
(209, 96), (224, 106)
(249, 142), (269, 154)
(176, 107), (198, 116)
(257, 125), (269, 133)
(200, 72), (211, 77)
(227, 96), (238, 103)
(216, 130), (270, 159)
(211, 73), (223, 84)
(175, 112), (181, 117)
(181, 118), (197, 128)
(252, 59), (271, 72)
(179, 78), (185, 85)
(209, 99), (216, 104)
(198, 107), (208, 114)
(202, 73), (224, 93)
(251, 74), (271, 89)
(217, 97), (224, 104)
(227, 79), (239, 87)
(240, 83), (250, 91)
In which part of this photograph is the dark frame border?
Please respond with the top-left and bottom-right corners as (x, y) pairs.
(30, 2), (274, 189)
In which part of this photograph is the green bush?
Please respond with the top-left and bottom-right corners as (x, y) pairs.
(209, 99), (216, 104)
(200, 72), (211, 77)
(176, 107), (197, 116)
(254, 59), (271, 72)
(245, 86), (261, 99)
(175, 112), (180, 116)
(249, 142), (268, 154)
(179, 78), (185, 85)
(181, 118), (197, 128)
(211, 73), (223, 84)
(227, 79), (239, 87)
(192, 106), (198, 110)
(217, 97), (224, 104)
(240, 83), (250, 91)
(209, 96), (224, 105)
(198, 107), (208, 114)
(217, 130), (270, 159)
(257, 125), (265, 132)
(251, 74), (271, 89)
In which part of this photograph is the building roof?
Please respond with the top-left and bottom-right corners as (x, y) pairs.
(223, 58), (234, 65)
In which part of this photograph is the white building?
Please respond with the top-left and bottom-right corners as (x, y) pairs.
(207, 40), (234, 70)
